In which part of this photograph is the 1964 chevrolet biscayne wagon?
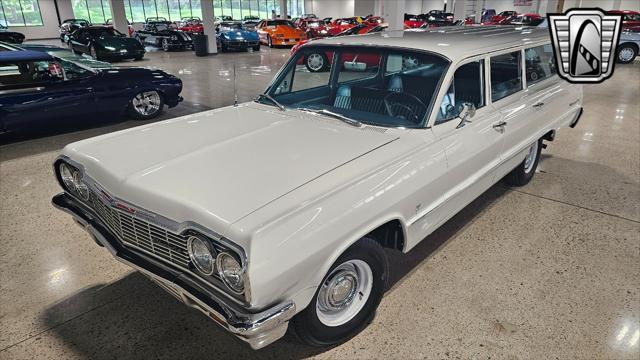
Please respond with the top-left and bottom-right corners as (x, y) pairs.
(53, 26), (583, 349)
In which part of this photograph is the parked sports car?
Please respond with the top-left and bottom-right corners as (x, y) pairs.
(486, 11), (517, 25)
(422, 10), (454, 23)
(0, 24), (25, 44)
(617, 29), (640, 64)
(216, 22), (260, 51)
(607, 10), (640, 30)
(257, 20), (306, 47)
(178, 17), (204, 34)
(243, 15), (261, 31)
(295, 18), (331, 39)
(105, 18), (135, 37)
(67, 26), (145, 61)
(404, 14), (425, 29)
(327, 18), (360, 35)
(59, 18), (90, 42)
(136, 19), (193, 51)
(0, 50), (182, 135)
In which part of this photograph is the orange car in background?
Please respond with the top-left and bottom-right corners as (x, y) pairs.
(257, 19), (307, 47)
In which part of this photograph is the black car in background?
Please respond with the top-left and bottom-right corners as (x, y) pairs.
(0, 23), (25, 44)
(0, 50), (183, 136)
(67, 26), (145, 61)
(59, 18), (90, 42)
(135, 18), (193, 51)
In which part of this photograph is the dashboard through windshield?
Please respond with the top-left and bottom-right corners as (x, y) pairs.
(266, 46), (449, 128)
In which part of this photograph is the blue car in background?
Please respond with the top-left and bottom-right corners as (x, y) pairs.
(0, 50), (183, 136)
(216, 21), (260, 52)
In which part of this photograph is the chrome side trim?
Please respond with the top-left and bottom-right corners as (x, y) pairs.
(0, 86), (45, 95)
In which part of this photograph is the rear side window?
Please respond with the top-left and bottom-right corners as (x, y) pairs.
(490, 51), (522, 102)
(525, 44), (556, 85)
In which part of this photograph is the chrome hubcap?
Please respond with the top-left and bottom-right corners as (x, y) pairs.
(307, 53), (324, 71)
(619, 48), (635, 62)
(316, 260), (373, 327)
(162, 39), (169, 50)
(524, 141), (539, 173)
(132, 91), (161, 116)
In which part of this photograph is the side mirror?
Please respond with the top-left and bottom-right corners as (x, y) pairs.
(456, 103), (476, 129)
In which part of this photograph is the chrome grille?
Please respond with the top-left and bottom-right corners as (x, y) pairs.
(88, 190), (191, 269)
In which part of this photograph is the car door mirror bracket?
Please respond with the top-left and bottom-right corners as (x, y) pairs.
(456, 103), (476, 129)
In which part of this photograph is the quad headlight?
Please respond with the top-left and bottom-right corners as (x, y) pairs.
(216, 252), (244, 293)
(187, 236), (216, 275)
(59, 162), (89, 200)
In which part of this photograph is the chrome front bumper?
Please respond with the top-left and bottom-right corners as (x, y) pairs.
(52, 193), (295, 350)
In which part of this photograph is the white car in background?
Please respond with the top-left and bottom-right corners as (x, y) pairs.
(53, 26), (583, 349)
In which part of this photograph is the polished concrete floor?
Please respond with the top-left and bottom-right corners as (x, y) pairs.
(0, 45), (638, 359)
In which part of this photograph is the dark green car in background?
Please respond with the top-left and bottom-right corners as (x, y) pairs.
(67, 26), (145, 61)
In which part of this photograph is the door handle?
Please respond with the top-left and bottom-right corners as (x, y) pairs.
(493, 121), (507, 132)
(533, 102), (545, 108)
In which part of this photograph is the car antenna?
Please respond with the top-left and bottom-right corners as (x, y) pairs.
(233, 60), (238, 107)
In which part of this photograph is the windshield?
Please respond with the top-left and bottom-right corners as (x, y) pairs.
(220, 22), (243, 30)
(265, 20), (294, 27)
(264, 46), (449, 128)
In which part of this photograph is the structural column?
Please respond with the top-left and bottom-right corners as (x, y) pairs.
(201, 0), (218, 54)
(278, 0), (288, 19)
(108, 0), (130, 37)
(377, 0), (405, 31)
(452, 0), (466, 23)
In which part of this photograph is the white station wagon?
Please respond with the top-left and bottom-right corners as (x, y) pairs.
(53, 26), (583, 349)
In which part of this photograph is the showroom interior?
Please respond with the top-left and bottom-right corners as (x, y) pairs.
(0, 0), (639, 359)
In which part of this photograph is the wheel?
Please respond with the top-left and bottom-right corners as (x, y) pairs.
(529, 71), (539, 82)
(90, 45), (99, 60)
(292, 238), (388, 347)
(267, 35), (273, 48)
(162, 38), (170, 52)
(305, 52), (329, 72)
(252, 44), (260, 51)
(128, 90), (164, 120)
(616, 43), (638, 64)
(504, 138), (543, 186)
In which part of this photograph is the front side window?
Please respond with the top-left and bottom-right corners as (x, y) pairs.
(0, 60), (63, 87)
(436, 60), (485, 124)
(265, 46), (449, 128)
(490, 51), (522, 102)
(525, 44), (556, 85)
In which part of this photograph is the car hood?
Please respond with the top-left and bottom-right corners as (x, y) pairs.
(97, 37), (142, 48)
(63, 103), (398, 234)
(221, 29), (258, 40)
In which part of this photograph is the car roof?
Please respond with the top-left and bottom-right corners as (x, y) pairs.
(0, 50), (54, 62)
(309, 26), (551, 63)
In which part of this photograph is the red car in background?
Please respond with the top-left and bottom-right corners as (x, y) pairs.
(295, 18), (331, 38)
(178, 17), (204, 34)
(485, 10), (517, 25)
(607, 10), (640, 30)
(363, 16), (383, 25)
(404, 14), (425, 28)
(327, 17), (359, 35)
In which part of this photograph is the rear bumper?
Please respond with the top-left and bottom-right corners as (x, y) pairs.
(52, 193), (295, 350)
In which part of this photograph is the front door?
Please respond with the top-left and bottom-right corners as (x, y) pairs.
(412, 58), (505, 238)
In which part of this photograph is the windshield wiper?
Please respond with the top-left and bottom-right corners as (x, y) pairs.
(255, 93), (285, 111)
(298, 107), (362, 127)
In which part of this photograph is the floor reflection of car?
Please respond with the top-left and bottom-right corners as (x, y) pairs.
(59, 18), (89, 42)
(0, 50), (183, 135)
(51, 27), (583, 352)
(136, 18), (193, 51)
(0, 23), (25, 44)
(257, 19), (306, 47)
(216, 22), (260, 52)
(499, 13), (543, 26)
(68, 26), (145, 61)
(617, 29), (640, 63)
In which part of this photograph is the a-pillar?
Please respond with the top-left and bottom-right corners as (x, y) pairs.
(201, 0), (218, 54)
(107, 0), (130, 37)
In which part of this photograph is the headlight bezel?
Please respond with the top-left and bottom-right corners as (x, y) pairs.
(187, 235), (217, 276)
(216, 251), (245, 294)
(57, 161), (89, 200)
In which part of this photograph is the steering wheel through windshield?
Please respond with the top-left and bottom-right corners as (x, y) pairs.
(383, 92), (427, 124)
